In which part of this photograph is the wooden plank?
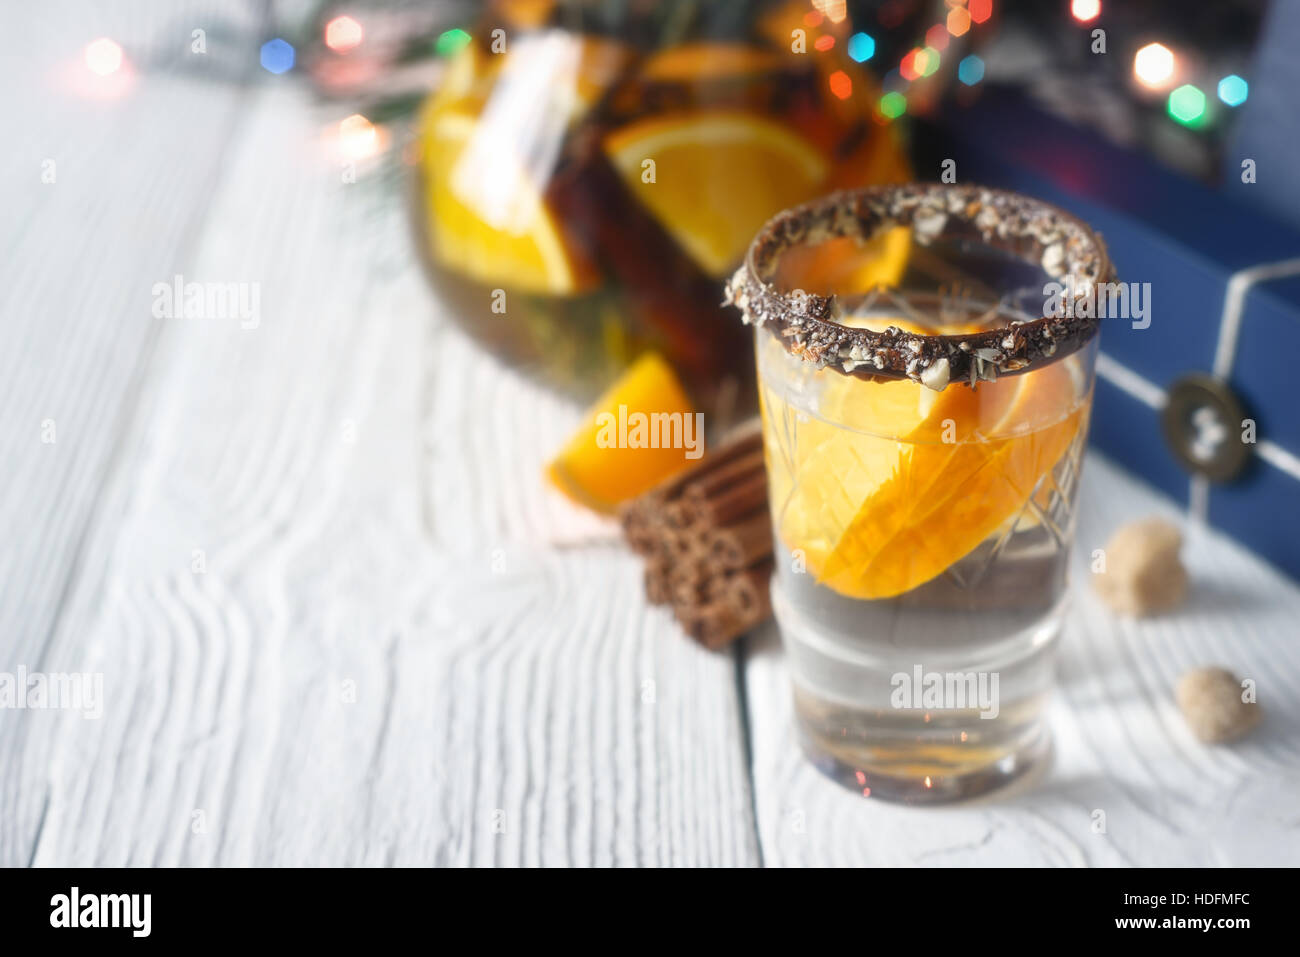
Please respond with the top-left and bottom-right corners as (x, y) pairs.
(744, 455), (1300, 866)
(0, 54), (250, 862)
(7, 85), (758, 867)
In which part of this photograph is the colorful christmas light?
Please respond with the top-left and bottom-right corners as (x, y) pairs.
(85, 38), (123, 76)
(920, 46), (941, 77)
(340, 113), (378, 157)
(1071, 0), (1101, 23)
(1218, 74), (1248, 107)
(260, 38), (295, 74)
(1168, 84), (1206, 125)
(325, 16), (364, 53)
(958, 54), (985, 86)
(847, 32), (875, 63)
(435, 29), (471, 57)
(880, 91), (907, 119)
(1133, 42), (1175, 90)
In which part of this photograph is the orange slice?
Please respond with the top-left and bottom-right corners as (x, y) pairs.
(603, 110), (828, 276)
(547, 352), (700, 513)
(761, 318), (1086, 600)
(773, 225), (912, 297)
(817, 362), (1084, 599)
(421, 107), (596, 294)
(418, 32), (632, 294)
(424, 41), (499, 118)
(763, 319), (992, 578)
(639, 43), (783, 83)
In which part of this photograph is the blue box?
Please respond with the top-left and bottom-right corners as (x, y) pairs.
(948, 95), (1300, 579)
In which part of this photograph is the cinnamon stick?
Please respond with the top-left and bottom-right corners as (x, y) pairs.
(644, 553), (672, 606)
(663, 498), (699, 531)
(620, 499), (660, 557)
(689, 470), (768, 527)
(678, 601), (740, 651)
(725, 558), (775, 618)
(619, 418), (776, 650)
(683, 447), (766, 504)
(706, 510), (774, 570)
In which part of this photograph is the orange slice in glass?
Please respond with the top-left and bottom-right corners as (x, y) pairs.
(547, 352), (700, 513)
(603, 110), (828, 276)
(421, 107), (596, 294)
(419, 33), (631, 294)
(817, 361), (1085, 599)
(773, 225), (912, 297)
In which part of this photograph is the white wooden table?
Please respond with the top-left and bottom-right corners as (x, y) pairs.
(4, 2), (1298, 867)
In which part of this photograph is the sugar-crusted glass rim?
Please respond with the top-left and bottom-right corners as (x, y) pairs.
(724, 184), (1114, 391)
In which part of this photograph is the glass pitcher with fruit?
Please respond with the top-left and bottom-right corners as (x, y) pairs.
(413, 0), (910, 417)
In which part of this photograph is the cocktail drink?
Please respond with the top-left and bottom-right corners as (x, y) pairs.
(727, 185), (1110, 802)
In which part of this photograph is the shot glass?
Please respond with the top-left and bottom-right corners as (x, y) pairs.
(726, 185), (1111, 803)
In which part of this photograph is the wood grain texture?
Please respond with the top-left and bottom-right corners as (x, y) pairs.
(5, 3), (1298, 869)
(2, 74), (757, 866)
(0, 4), (254, 864)
(744, 455), (1300, 866)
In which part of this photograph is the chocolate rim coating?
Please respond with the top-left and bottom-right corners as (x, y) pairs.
(724, 184), (1115, 390)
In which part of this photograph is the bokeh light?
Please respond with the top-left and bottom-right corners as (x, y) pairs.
(814, 0), (847, 24)
(899, 48), (922, 82)
(1218, 74), (1248, 107)
(969, 0), (994, 25)
(340, 113), (378, 157)
(920, 46), (941, 77)
(1071, 0), (1101, 22)
(85, 38), (123, 76)
(925, 24), (949, 52)
(958, 54), (985, 86)
(847, 32), (875, 63)
(814, 34), (835, 52)
(828, 70), (852, 100)
(947, 8), (971, 37)
(325, 16), (364, 53)
(879, 91), (907, 119)
(435, 28), (471, 56)
(260, 38), (295, 74)
(1133, 42), (1175, 89)
(1168, 84), (1206, 125)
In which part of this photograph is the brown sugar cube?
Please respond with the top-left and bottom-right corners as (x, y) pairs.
(1093, 517), (1188, 617)
(1176, 666), (1261, 743)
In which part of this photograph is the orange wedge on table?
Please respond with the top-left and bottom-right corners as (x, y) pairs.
(547, 352), (699, 513)
(763, 321), (1086, 600)
(603, 110), (829, 276)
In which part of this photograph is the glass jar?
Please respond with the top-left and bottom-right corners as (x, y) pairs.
(412, 0), (909, 417)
